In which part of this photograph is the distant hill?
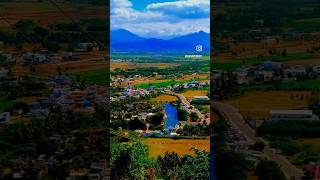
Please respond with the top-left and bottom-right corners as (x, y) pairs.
(110, 29), (210, 53)
(171, 31), (210, 49)
(110, 29), (145, 45)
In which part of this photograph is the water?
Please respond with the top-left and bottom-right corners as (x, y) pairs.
(164, 103), (178, 130)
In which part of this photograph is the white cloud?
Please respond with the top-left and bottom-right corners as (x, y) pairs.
(110, 0), (210, 38)
(146, 0), (210, 19)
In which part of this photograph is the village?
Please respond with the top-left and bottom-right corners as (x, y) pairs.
(110, 69), (211, 138)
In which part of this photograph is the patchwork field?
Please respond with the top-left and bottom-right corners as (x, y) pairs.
(0, 2), (106, 27)
(71, 68), (108, 85)
(0, 96), (39, 113)
(144, 138), (210, 157)
(111, 62), (180, 70)
(181, 90), (208, 100)
(223, 90), (311, 119)
(12, 55), (107, 77)
(151, 95), (178, 103)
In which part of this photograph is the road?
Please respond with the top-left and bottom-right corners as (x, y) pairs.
(213, 101), (304, 180)
(165, 91), (205, 120)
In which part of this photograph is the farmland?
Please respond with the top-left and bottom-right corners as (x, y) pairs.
(0, 2), (106, 27)
(151, 94), (178, 102)
(143, 138), (210, 157)
(223, 90), (311, 119)
(181, 90), (208, 100)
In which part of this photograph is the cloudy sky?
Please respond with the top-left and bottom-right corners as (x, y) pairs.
(110, 0), (210, 39)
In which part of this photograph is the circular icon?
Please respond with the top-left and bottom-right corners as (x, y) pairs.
(196, 44), (203, 52)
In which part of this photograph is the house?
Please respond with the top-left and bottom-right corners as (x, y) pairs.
(269, 110), (319, 121)
(254, 70), (274, 82)
(62, 52), (80, 61)
(30, 98), (51, 117)
(0, 112), (10, 125)
(212, 70), (223, 80)
(284, 65), (307, 79)
(54, 75), (71, 86)
(313, 65), (320, 74)
(261, 61), (282, 71)
(0, 53), (16, 63)
(0, 67), (9, 78)
(75, 42), (97, 52)
(193, 96), (209, 101)
(233, 67), (250, 84)
(23, 52), (50, 64)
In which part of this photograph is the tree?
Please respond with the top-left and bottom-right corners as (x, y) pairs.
(148, 112), (164, 127)
(190, 112), (199, 122)
(15, 19), (35, 32)
(157, 152), (181, 179)
(216, 149), (248, 180)
(111, 148), (132, 180)
(256, 159), (285, 180)
(250, 140), (266, 152)
(178, 108), (188, 122)
(174, 150), (210, 179)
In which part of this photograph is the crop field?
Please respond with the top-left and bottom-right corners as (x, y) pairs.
(134, 74), (209, 89)
(213, 52), (318, 71)
(0, 2), (106, 26)
(282, 58), (320, 66)
(71, 68), (108, 85)
(151, 95), (178, 103)
(0, 96), (39, 113)
(289, 18), (320, 32)
(111, 62), (180, 70)
(181, 90), (208, 100)
(216, 40), (319, 62)
(223, 90), (311, 119)
(143, 138), (210, 157)
(12, 56), (107, 77)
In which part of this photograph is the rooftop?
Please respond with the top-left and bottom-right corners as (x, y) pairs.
(270, 110), (313, 115)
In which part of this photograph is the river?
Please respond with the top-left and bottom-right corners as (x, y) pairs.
(164, 103), (178, 131)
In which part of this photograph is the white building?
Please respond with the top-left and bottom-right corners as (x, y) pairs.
(0, 112), (10, 125)
(193, 96), (209, 101)
(269, 110), (319, 121)
(0, 67), (9, 78)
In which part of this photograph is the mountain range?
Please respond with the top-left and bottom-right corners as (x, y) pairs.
(110, 29), (210, 53)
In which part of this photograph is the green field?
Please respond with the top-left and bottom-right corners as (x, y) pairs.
(71, 68), (108, 85)
(0, 2), (76, 12)
(241, 80), (320, 91)
(289, 18), (320, 32)
(135, 78), (207, 89)
(0, 98), (16, 113)
(213, 52), (316, 71)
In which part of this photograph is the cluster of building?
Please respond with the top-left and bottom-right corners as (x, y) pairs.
(110, 85), (154, 101)
(213, 61), (320, 85)
(0, 74), (107, 124)
(30, 75), (107, 117)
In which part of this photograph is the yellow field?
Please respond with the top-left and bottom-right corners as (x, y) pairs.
(181, 90), (208, 100)
(151, 95), (178, 102)
(217, 40), (318, 62)
(223, 90), (311, 119)
(283, 58), (320, 67)
(144, 138), (210, 157)
(0, 2), (106, 27)
(12, 55), (107, 77)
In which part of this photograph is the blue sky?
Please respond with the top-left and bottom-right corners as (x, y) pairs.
(130, 0), (178, 10)
(110, 0), (210, 38)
